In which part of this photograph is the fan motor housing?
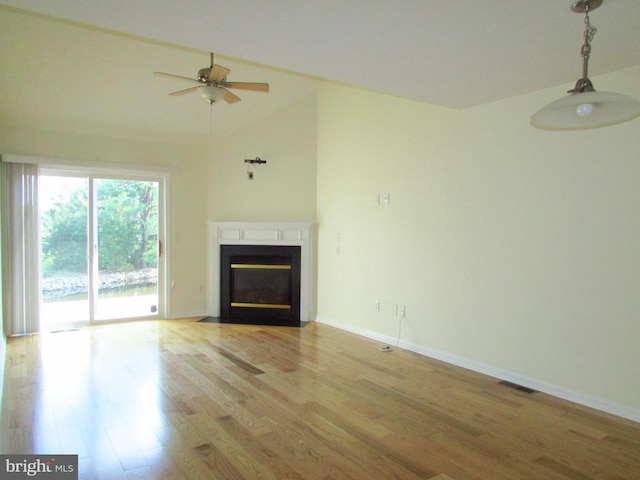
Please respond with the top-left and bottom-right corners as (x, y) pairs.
(198, 67), (212, 82)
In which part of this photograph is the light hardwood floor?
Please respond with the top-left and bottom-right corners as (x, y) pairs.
(1, 318), (639, 479)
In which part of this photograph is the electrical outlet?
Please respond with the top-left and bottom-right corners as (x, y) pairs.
(383, 193), (391, 204)
(399, 305), (406, 317)
(375, 300), (380, 312)
(374, 194), (380, 205)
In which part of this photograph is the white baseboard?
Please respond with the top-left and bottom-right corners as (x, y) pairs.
(316, 316), (640, 423)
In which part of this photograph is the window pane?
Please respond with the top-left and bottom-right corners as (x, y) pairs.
(39, 175), (89, 326)
(95, 179), (159, 320)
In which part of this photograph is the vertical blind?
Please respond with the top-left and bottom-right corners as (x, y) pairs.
(1, 161), (41, 335)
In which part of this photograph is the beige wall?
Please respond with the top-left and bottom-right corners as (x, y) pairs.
(317, 67), (640, 420)
(207, 94), (317, 223)
(0, 127), (210, 318)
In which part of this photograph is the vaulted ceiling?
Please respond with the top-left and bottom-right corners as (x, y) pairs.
(1, 1), (639, 144)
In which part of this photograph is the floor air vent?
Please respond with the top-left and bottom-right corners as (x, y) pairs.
(499, 380), (538, 394)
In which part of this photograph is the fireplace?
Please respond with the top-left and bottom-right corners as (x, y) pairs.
(220, 245), (301, 325)
(208, 222), (314, 326)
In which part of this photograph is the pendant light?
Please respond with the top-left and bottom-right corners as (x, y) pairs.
(530, 0), (640, 130)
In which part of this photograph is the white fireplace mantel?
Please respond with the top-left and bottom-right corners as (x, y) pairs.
(207, 222), (314, 322)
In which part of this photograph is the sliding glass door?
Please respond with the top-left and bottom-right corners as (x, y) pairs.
(39, 173), (164, 328)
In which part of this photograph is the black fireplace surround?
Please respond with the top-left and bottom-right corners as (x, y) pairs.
(219, 245), (301, 326)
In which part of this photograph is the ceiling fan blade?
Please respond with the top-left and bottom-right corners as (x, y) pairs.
(154, 72), (200, 83)
(221, 87), (242, 104)
(224, 82), (270, 92)
(209, 64), (231, 82)
(169, 86), (199, 96)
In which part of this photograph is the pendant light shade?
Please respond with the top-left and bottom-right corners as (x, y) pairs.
(531, 90), (640, 130)
(530, 0), (640, 130)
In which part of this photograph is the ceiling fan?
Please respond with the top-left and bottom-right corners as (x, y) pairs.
(154, 53), (269, 105)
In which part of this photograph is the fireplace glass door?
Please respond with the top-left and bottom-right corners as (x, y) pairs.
(231, 263), (291, 309)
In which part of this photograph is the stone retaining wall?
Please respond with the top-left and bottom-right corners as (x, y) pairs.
(42, 268), (157, 299)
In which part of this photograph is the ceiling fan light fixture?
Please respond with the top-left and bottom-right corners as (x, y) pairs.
(530, 0), (640, 130)
(198, 85), (225, 103)
(155, 52), (269, 108)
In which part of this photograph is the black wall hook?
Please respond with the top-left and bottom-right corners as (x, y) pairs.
(244, 157), (267, 165)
